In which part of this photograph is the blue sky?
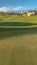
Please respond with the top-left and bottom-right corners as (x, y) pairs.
(0, 0), (37, 12)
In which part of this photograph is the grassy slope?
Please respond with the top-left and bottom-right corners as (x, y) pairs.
(0, 15), (37, 23)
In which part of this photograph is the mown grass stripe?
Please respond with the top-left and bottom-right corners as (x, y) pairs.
(0, 25), (37, 28)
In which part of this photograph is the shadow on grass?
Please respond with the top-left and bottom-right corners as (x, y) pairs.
(0, 27), (37, 40)
(0, 22), (37, 39)
(0, 22), (37, 26)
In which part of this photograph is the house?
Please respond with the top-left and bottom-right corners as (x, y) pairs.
(27, 11), (35, 16)
(22, 11), (35, 17)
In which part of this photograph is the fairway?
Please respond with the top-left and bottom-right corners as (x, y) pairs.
(0, 24), (37, 65)
(0, 16), (37, 65)
(0, 15), (37, 23)
(0, 33), (37, 65)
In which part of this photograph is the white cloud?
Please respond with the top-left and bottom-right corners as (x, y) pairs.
(12, 6), (30, 12)
(13, 6), (23, 11)
(0, 7), (10, 12)
(0, 6), (30, 12)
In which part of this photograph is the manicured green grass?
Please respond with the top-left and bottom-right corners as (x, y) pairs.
(0, 15), (37, 23)
(0, 32), (37, 65)
(0, 26), (37, 65)
(0, 15), (37, 65)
